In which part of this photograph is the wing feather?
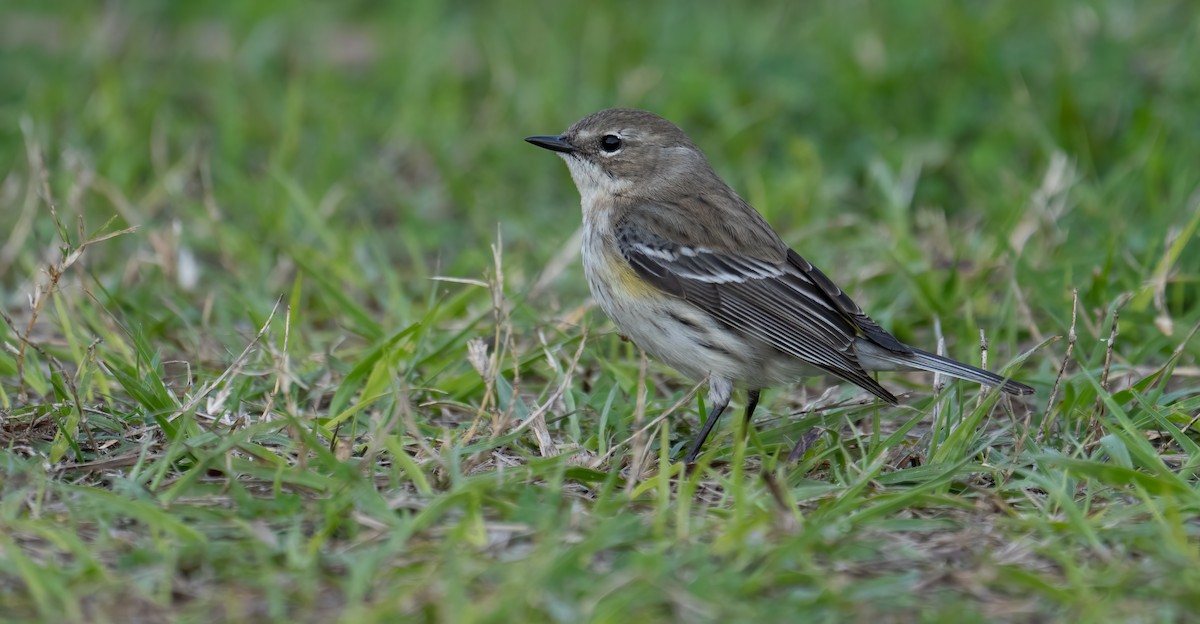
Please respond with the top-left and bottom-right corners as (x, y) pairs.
(615, 209), (901, 403)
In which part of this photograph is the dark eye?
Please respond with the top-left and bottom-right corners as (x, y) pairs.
(599, 134), (622, 152)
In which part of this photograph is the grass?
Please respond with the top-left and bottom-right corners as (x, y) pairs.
(2, 0), (1199, 621)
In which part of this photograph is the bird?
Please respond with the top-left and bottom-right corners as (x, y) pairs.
(526, 108), (1034, 464)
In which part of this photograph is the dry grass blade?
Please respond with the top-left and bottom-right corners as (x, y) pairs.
(1089, 294), (1128, 440)
(976, 328), (988, 409)
(178, 298), (282, 423)
(11, 119), (137, 402)
(625, 352), (652, 491)
(595, 375), (706, 469)
(504, 328), (589, 455)
(1040, 288), (1079, 441)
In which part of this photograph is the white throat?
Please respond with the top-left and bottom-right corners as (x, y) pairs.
(560, 153), (631, 213)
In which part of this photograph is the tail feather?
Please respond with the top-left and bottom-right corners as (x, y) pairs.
(854, 339), (1034, 396)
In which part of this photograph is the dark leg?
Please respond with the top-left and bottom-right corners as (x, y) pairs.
(742, 389), (761, 427)
(738, 388), (763, 447)
(683, 378), (732, 464)
(683, 400), (728, 464)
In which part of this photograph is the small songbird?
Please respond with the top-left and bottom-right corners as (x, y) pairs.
(526, 108), (1033, 464)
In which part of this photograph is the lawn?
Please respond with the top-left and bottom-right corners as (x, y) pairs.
(2, 1), (1199, 622)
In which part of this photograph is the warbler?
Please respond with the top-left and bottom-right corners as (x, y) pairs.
(526, 108), (1034, 464)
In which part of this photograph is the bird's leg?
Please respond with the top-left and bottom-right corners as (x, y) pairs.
(739, 388), (763, 449)
(683, 377), (733, 464)
(743, 389), (761, 427)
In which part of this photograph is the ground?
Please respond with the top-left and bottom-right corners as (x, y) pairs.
(2, 1), (1199, 622)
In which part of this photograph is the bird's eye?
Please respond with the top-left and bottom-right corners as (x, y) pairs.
(599, 134), (622, 152)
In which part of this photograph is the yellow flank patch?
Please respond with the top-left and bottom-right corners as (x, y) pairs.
(603, 247), (660, 298)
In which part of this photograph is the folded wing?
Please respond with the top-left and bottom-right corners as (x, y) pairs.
(616, 208), (903, 403)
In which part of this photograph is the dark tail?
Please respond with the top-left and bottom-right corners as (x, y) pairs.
(855, 339), (1034, 396)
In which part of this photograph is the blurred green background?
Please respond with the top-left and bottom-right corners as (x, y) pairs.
(4, 1), (1196, 329)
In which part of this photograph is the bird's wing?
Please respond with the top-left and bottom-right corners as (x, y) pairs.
(615, 207), (906, 403)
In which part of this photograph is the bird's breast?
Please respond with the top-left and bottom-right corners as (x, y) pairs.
(581, 224), (658, 303)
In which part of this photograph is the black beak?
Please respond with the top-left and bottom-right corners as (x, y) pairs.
(525, 134), (575, 154)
